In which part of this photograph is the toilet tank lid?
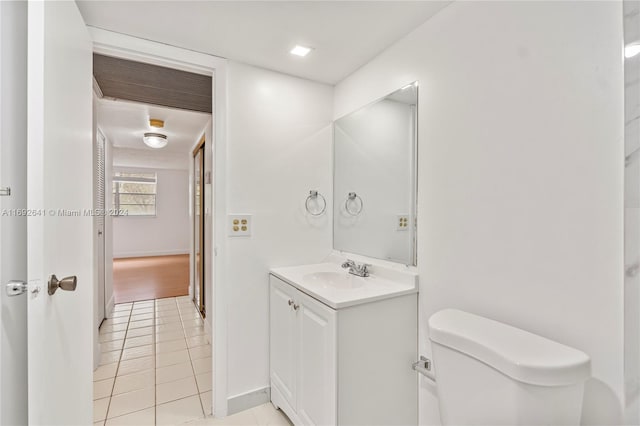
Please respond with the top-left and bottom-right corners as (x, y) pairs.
(428, 309), (590, 386)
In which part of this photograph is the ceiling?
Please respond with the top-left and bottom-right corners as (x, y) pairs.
(76, 1), (451, 85)
(97, 98), (211, 154)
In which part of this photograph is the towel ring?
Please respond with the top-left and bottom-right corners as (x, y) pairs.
(345, 192), (363, 216)
(305, 190), (326, 216)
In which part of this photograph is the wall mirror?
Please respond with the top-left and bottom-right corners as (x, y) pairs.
(333, 82), (418, 265)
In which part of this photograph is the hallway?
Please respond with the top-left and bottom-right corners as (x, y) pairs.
(112, 255), (190, 304)
(94, 296), (211, 425)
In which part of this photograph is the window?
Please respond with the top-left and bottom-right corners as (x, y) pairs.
(113, 172), (157, 216)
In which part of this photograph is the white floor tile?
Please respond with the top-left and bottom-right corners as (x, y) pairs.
(124, 335), (154, 349)
(131, 307), (154, 315)
(189, 408), (257, 425)
(129, 319), (154, 329)
(94, 363), (118, 381)
(188, 345), (211, 361)
(156, 316), (182, 325)
(156, 349), (191, 368)
(126, 326), (153, 338)
(155, 322), (184, 333)
(104, 316), (130, 325)
(110, 310), (131, 318)
(100, 323), (128, 333)
(101, 340), (125, 352)
(113, 370), (155, 395)
(121, 345), (153, 361)
(134, 300), (154, 307)
(100, 350), (121, 366)
(131, 313), (154, 322)
(251, 403), (293, 425)
(187, 335), (209, 349)
(156, 395), (204, 425)
(156, 338), (187, 354)
(195, 371), (212, 393)
(117, 356), (154, 376)
(182, 319), (205, 329)
(156, 330), (185, 343)
(94, 377), (114, 400)
(105, 407), (154, 426)
(93, 397), (110, 422)
(100, 331), (126, 343)
(184, 326), (206, 338)
(199, 391), (212, 417)
(107, 387), (155, 419)
(156, 376), (198, 405)
(156, 361), (194, 384)
(192, 357), (212, 375)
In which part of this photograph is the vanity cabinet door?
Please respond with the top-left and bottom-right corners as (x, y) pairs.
(297, 291), (337, 426)
(270, 277), (298, 411)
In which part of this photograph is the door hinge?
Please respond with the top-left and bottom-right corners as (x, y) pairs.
(0, 187), (10, 196)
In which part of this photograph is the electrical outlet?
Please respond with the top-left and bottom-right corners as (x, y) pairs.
(396, 215), (410, 231)
(229, 214), (251, 237)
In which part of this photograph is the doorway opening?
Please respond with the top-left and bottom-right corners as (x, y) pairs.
(92, 52), (216, 421)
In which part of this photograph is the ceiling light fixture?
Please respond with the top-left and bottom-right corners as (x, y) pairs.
(149, 118), (165, 128)
(290, 45), (312, 57)
(143, 132), (168, 149)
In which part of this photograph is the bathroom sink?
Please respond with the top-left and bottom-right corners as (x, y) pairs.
(270, 260), (418, 309)
(302, 271), (365, 290)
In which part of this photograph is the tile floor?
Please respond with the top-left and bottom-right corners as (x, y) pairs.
(185, 403), (292, 426)
(94, 296), (212, 425)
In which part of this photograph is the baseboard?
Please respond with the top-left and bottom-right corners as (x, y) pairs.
(227, 386), (271, 415)
(106, 294), (115, 318)
(113, 249), (189, 259)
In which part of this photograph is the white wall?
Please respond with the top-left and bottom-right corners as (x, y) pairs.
(334, 2), (624, 425)
(225, 61), (333, 403)
(112, 167), (190, 258)
(0, 1), (28, 424)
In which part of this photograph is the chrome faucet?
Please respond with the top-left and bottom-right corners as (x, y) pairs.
(341, 259), (371, 277)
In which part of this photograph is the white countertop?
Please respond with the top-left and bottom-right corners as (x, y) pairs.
(270, 262), (418, 309)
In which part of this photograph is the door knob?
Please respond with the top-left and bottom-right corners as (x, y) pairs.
(48, 275), (77, 295)
(6, 281), (27, 296)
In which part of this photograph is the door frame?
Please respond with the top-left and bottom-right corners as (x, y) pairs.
(193, 136), (206, 317)
(90, 27), (230, 417)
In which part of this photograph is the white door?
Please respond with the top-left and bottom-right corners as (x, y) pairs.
(27, 1), (94, 424)
(0, 1), (28, 424)
(269, 276), (298, 410)
(297, 291), (336, 426)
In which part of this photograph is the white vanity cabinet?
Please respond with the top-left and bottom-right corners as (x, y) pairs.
(269, 273), (418, 426)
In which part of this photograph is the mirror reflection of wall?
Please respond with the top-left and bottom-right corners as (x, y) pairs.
(333, 83), (417, 265)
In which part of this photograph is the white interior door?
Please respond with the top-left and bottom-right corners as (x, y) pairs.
(0, 2), (28, 425)
(27, 2), (94, 424)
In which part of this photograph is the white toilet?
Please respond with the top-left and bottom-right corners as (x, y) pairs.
(429, 309), (591, 425)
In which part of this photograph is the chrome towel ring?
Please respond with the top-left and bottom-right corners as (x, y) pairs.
(345, 192), (363, 216)
(305, 190), (327, 216)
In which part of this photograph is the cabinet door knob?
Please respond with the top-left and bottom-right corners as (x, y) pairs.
(293, 303), (299, 311)
(288, 299), (294, 306)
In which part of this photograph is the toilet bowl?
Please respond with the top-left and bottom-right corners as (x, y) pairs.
(429, 309), (591, 425)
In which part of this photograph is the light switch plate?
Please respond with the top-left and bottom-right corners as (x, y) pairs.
(396, 214), (410, 231)
(229, 214), (251, 237)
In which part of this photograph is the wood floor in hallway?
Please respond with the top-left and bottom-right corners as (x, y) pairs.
(113, 255), (190, 304)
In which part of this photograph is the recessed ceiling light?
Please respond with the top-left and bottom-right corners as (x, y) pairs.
(290, 45), (312, 57)
(143, 132), (168, 149)
(149, 118), (164, 128)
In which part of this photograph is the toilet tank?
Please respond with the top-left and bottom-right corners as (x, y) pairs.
(429, 309), (591, 426)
